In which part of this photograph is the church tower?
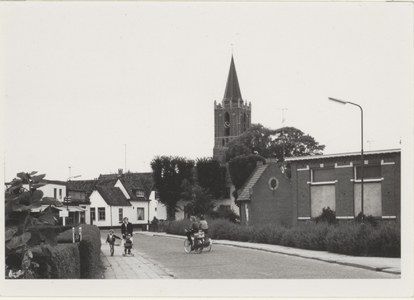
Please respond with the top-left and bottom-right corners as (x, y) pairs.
(213, 56), (252, 162)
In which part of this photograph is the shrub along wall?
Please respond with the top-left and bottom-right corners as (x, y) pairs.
(167, 218), (400, 258)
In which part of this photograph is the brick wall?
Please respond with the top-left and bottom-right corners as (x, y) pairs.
(249, 163), (293, 227)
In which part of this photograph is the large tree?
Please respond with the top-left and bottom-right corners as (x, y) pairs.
(195, 157), (227, 199)
(150, 156), (195, 220)
(180, 181), (216, 217)
(225, 124), (325, 162)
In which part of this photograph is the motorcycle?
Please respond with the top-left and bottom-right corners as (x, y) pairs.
(184, 230), (212, 254)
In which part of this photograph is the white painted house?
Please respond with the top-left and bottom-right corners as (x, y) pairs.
(85, 170), (157, 230)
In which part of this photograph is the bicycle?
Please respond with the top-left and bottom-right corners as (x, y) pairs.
(184, 230), (212, 254)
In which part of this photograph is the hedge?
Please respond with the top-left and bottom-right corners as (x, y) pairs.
(167, 218), (400, 257)
(56, 224), (102, 279)
(32, 244), (80, 279)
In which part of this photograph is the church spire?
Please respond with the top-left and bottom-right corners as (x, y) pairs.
(223, 55), (243, 103)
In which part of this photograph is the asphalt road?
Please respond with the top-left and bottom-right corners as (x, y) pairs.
(132, 234), (399, 279)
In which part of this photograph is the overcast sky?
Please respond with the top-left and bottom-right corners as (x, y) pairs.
(1, 2), (412, 182)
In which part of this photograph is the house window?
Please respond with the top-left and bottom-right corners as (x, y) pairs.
(137, 208), (145, 221)
(119, 208), (123, 223)
(90, 208), (96, 221)
(135, 190), (144, 197)
(59, 189), (62, 199)
(98, 207), (105, 221)
(54, 188), (57, 199)
(355, 165), (381, 180)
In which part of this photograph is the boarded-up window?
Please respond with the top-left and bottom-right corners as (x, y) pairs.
(313, 168), (335, 182)
(354, 182), (382, 216)
(356, 165), (381, 180)
(311, 185), (336, 218)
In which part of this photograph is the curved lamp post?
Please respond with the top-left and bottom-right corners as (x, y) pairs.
(328, 97), (364, 222)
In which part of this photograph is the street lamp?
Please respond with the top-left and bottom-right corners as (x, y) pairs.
(328, 97), (364, 222)
(65, 175), (81, 226)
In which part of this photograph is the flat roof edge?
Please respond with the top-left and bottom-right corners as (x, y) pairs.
(285, 148), (401, 162)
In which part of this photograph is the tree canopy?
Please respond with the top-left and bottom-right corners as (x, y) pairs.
(195, 157), (227, 199)
(225, 124), (325, 162)
(150, 156), (195, 220)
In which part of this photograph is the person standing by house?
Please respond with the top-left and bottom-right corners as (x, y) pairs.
(121, 217), (133, 244)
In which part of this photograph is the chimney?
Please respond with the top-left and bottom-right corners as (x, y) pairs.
(118, 169), (123, 175)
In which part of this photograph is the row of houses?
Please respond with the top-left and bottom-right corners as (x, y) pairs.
(26, 148), (400, 229)
(34, 168), (235, 229)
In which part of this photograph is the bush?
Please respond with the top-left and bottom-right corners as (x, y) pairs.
(166, 219), (190, 236)
(209, 219), (253, 241)
(166, 218), (400, 257)
(284, 223), (329, 251)
(315, 207), (337, 225)
(251, 225), (287, 245)
(208, 205), (240, 223)
(32, 244), (80, 279)
(324, 222), (400, 257)
(57, 224), (102, 278)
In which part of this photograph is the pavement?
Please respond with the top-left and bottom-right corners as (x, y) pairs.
(100, 231), (401, 279)
(100, 236), (175, 279)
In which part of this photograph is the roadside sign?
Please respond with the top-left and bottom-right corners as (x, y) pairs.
(59, 211), (69, 217)
(64, 196), (72, 203)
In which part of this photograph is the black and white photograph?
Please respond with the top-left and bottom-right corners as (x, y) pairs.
(1, 1), (413, 298)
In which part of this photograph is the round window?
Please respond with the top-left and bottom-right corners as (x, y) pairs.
(268, 177), (279, 191)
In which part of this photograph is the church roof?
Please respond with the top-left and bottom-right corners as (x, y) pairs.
(223, 56), (243, 103)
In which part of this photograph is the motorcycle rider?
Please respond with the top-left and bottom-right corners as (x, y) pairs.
(186, 216), (199, 248)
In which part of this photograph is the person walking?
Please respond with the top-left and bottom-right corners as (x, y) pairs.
(121, 217), (133, 243)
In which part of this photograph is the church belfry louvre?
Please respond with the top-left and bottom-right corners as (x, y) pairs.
(213, 56), (252, 162)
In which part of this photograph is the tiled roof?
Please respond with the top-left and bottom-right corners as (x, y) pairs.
(122, 173), (153, 200)
(96, 186), (131, 207)
(98, 172), (153, 200)
(237, 164), (269, 201)
(68, 179), (97, 192)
